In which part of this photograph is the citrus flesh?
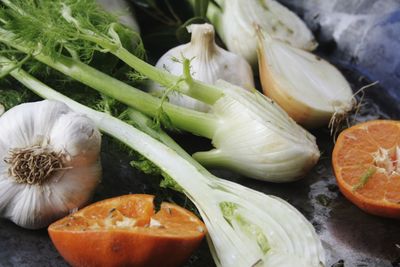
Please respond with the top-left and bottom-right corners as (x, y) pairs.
(48, 194), (206, 267)
(332, 120), (400, 219)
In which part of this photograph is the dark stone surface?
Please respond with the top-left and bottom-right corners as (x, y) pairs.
(1, 69), (399, 267)
(1, 1), (400, 267)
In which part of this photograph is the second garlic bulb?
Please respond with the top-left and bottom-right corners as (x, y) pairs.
(150, 23), (254, 112)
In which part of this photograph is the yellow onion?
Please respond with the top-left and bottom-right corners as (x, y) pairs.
(257, 30), (353, 128)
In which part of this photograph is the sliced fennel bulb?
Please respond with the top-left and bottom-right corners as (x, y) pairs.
(257, 32), (354, 128)
(207, 0), (317, 65)
(2, 58), (325, 267)
(194, 80), (320, 181)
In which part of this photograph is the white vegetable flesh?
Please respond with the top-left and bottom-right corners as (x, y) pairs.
(6, 63), (326, 267)
(258, 33), (354, 128)
(193, 80), (320, 181)
(207, 0), (317, 65)
(0, 100), (101, 229)
(150, 23), (254, 112)
(0, 2), (321, 181)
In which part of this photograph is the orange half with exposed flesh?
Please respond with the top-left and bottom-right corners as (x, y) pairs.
(332, 120), (400, 219)
(48, 194), (206, 267)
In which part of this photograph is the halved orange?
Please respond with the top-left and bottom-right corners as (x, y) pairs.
(332, 120), (400, 219)
(48, 194), (206, 267)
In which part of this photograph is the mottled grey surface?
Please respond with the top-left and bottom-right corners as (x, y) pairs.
(0, 74), (399, 267)
(278, 0), (400, 105)
(1, 1), (400, 267)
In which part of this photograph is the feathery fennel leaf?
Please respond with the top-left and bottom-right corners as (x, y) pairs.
(0, 0), (145, 63)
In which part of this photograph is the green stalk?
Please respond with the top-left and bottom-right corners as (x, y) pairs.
(1, 58), (266, 267)
(0, 31), (218, 139)
(188, 0), (222, 28)
(127, 109), (211, 175)
(112, 47), (223, 104)
(58, 2), (223, 105)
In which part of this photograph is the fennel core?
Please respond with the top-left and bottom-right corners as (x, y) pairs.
(5, 146), (65, 185)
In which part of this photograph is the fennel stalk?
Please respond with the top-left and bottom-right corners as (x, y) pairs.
(0, 56), (325, 267)
(0, 0), (320, 182)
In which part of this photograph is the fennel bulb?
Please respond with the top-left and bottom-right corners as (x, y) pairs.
(206, 0), (317, 66)
(3, 59), (325, 267)
(193, 80), (320, 181)
(0, 100), (101, 229)
(150, 23), (254, 112)
(0, 0), (320, 181)
(257, 32), (354, 128)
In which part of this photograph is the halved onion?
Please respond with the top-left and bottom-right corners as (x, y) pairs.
(257, 30), (353, 128)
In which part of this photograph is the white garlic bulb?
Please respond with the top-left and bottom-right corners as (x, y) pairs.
(150, 23), (254, 112)
(0, 100), (101, 229)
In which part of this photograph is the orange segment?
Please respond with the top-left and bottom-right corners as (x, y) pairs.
(366, 121), (400, 149)
(48, 194), (206, 267)
(335, 149), (374, 167)
(386, 175), (400, 204)
(339, 128), (379, 153)
(339, 166), (373, 186)
(356, 171), (388, 200)
(332, 120), (400, 219)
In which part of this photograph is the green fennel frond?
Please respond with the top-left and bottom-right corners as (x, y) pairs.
(0, 87), (30, 110)
(0, 0), (144, 63)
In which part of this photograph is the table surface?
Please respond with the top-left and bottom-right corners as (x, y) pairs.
(0, 68), (399, 267)
(1, 1), (400, 266)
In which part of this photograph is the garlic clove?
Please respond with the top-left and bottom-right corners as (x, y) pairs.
(150, 23), (254, 112)
(49, 112), (102, 165)
(257, 31), (353, 128)
(0, 100), (70, 149)
(208, 0), (317, 66)
(0, 100), (101, 229)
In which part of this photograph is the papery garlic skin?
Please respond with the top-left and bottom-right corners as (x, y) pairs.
(0, 100), (101, 229)
(193, 80), (320, 182)
(258, 33), (353, 128)
(150, 23), (254, 112)
(208, 0), (317, 66)
(0, 104), (4, 116)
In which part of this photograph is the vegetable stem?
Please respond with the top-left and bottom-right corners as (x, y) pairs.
(127, 109), (210, 174)
(0, 32), (218, 139)
(3, 57), (325, 267)
(113, 46), (223, 104)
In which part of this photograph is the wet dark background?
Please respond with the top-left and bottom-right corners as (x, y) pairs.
(1, 0), (400, 266)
